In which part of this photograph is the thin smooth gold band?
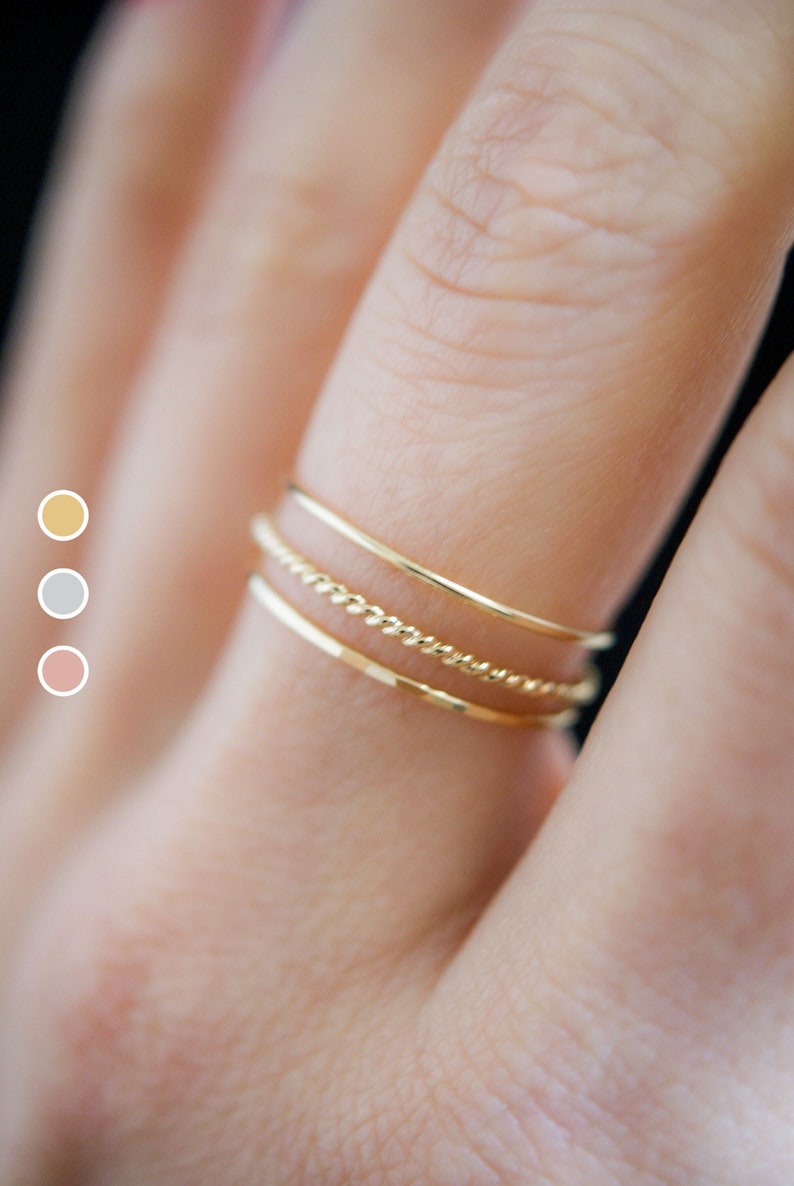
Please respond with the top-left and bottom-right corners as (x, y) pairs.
(252, 514), (599, 706)
(287, 482), (614, 651)
(248, 573), (579, 730)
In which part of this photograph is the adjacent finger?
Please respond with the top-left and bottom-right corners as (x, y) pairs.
(0, 0), (270, 742)
(0, 0), (522, 959)
(427, 351), (794, 1183)
(42, 0), (524, 761)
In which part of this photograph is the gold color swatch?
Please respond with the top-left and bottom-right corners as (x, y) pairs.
(38, 491), (88, 540)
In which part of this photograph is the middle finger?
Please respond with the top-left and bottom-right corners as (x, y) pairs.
(182, 0), (794, 958)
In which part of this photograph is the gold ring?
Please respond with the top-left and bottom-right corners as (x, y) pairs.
(252, 514), (599, 707)
(248, 573), (579, 730)
(287, 482), (614, 650)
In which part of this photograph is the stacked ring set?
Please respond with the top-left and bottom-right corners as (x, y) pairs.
(36, 490), (89, 696)
(250, 483), (614, 729)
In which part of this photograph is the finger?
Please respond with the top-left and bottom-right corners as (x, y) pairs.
(428, 352), (794, 1183)
(38, 0), (523, 759)
(0, 0), (522, 956)
(180, 0), (794, 958)
(0, 0), (271, 742)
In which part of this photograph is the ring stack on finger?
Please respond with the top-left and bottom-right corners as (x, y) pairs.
(249, 483), (615, 729)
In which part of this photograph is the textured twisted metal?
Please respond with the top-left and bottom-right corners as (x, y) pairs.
(248, 573), (579, 730)
(251, 514), (599, 708)
(287, 482), (615, 650)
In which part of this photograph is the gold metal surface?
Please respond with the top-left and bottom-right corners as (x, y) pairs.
(287, 482), (614, 650)
(252, 514), (598, 707)
(248, 572), (579, 730)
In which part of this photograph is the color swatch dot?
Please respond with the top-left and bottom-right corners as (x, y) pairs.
(38, 646), (89, 697)
(37, 490), (89, 540)
(38, 568), (89, 619)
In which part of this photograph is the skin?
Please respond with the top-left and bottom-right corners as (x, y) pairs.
(0, 0), (793, 1181)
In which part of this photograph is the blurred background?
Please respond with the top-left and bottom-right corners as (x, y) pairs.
(1, 1), (792, 733)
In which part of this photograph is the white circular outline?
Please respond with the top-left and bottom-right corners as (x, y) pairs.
(37, 489), (89, 541)
(37, 568), (89, 619)
(37, 646), (89, 697)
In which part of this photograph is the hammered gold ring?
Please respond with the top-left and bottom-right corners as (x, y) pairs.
(251, 514), (600, 709)
(248, 573), (579, 730)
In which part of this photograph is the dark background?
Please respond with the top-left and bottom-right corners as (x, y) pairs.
(2, 1), (793, 734)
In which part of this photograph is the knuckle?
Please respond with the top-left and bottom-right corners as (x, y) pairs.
(185, 154), (379, 334)
(230, 160), (370, 283)
(351, 12), (794, 482)
(401, 14), (794, 317)
(407, 71), (662, 322)
(74, 25), (201, 237)
(370, 42), (719, 436)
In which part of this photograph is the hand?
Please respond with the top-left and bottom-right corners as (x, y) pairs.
(1, 0), (793, 1181)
